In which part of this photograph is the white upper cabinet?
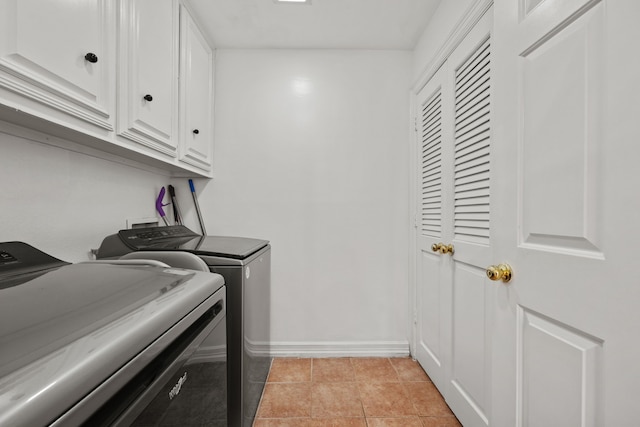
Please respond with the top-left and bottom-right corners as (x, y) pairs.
(0, 0), (215, 177)
(179, 5), (213, 172)
(0, 0), (114, 130)
(117, 0), (180, 157)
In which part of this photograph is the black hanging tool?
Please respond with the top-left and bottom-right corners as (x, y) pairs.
(168, 185), (183, 225)
(189, 179), (207, 235)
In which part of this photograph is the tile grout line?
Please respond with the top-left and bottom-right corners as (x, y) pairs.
(352, 358), (369, 423)
(309, 358), (313, 418)
(398, 360), (423, 423)
(351, 357), (371, 423)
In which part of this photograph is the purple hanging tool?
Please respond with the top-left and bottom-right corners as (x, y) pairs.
(156, 187), (170, 226)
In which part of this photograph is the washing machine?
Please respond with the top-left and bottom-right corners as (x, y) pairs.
(0, 241), (227, 426)
(97, 226), (271, 427)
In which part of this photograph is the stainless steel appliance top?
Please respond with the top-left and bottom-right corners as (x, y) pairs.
(97, 225), (269, 260)
(0, 242), (224, 427)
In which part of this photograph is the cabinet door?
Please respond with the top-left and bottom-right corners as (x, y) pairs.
(117, 0), (179, 156)
(0, 0), (113, 129)
(179, 6), (213, 171)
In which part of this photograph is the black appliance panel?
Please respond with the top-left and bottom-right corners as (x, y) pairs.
(99, 225), (269, 260)
(0, 241), (69, 288)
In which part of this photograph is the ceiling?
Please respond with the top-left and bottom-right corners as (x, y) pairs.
(186, 0), (442, 50)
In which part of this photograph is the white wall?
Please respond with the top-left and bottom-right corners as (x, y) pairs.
(202, 49), (411, 355)
(0, 126), (171, 262)
(0, 48), (413, 357)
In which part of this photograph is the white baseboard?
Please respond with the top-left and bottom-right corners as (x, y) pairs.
(268, 341), (410, 358)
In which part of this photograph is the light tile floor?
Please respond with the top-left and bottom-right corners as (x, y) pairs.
(253, 357), (462, 427)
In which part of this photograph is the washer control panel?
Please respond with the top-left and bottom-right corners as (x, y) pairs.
(118, 225), (200, 249)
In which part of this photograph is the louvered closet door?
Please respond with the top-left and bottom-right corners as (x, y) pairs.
(415, 62), (454, 395)
(414, 9), (494, 427)
(445, 11), (494, 427)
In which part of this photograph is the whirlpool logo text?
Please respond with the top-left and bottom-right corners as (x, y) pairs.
(168, 372), (188, 400)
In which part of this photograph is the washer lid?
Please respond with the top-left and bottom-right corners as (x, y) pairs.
(180, 235), (269, 259)
(137, 235), (269, 259)
(0, 263), (201, 378)
(0, 262), (224, 427)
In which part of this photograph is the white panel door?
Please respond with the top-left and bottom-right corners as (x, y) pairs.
(0, 0), (113, 128)
(491, 0), (640, 425)
(414, 10), (494, 427)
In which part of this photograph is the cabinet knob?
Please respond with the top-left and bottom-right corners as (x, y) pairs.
(143, 94), (153, 102)
(192, 129), (199, 135)
(84, 53), (98, 63)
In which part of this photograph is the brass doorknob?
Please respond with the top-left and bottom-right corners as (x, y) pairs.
(486, 264), (513, 283)
(431, 243), (454, 255)
(439, 244), (454, 255)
